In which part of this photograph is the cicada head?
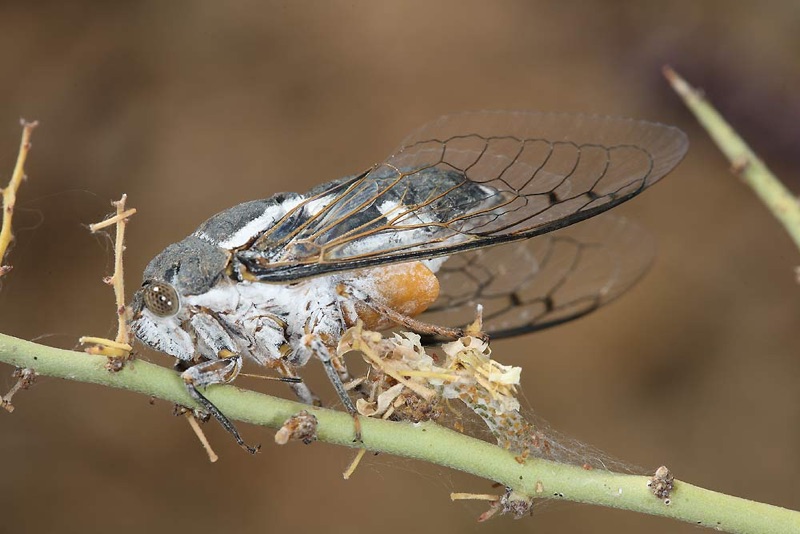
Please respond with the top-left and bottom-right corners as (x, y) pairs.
(130, 235), (229, 360)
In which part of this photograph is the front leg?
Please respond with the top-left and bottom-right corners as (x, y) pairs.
(217, 310), (323, 408)
(181, 355), (258, 454)
(184, 313), (260, 453)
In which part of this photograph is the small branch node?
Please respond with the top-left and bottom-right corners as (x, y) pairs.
(452, 488), (534, 522)
(730, 156), (750, 176)
(88, 207), (137, 232)
(275, 410), (319, 445)
(648, 465), (675, 503)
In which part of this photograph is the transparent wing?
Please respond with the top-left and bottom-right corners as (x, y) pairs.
(419, 214), (653, 340)
(238, 111), (687, 281)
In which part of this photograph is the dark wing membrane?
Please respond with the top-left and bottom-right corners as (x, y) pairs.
(419, 214), (653, 340)
(238, 111), (687, 281)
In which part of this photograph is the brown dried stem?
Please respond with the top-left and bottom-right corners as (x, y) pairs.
(184, 412), (219, 463)
(0, 368), (36, 413)
(0, 120), (39, 277)
(80, 195), (136, 357)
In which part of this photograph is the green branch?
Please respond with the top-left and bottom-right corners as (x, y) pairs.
(1, 332), (797, 533)
(664, 66), (800, 254)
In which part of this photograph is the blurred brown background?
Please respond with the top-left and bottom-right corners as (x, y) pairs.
(1, 2), (798, 533)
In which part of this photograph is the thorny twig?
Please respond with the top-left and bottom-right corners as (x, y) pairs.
(0, 120), (38, 277)
(664, 66), (800, 257)
(79, 194), (136, 359)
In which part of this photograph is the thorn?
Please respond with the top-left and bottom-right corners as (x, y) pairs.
(730, 156), (750, 176)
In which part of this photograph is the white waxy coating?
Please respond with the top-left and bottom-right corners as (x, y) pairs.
(215, 203), (290, 249)
(183, 274), (344, 365)
(131, 310), (194, 361)
(140, 253), (449, 369)
(134, 181), (453, 372)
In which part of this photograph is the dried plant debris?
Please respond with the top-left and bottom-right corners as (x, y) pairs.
(452, 488), (535, 521)
(184, 411), (219, 463)
(79, 194), (136, 364)
(274, 410), (319, 445)
(1, 368), (37, 413)
(648, 465), (675, 503)
(338, 323), (548, 461)
(172, 405), (220, 462)
(342, 448), (367, 480)
(490, 489), (535, 521)
(0, 120), (38, 278)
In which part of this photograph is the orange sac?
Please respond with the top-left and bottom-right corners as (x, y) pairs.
(346, 261), (440, 330)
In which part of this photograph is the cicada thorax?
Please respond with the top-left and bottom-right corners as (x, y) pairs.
(341, 261), (440, 331)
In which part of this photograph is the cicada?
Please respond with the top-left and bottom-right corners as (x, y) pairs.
(130, 111), (688, 451)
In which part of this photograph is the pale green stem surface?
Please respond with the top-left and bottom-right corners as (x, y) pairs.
(664, 66), (800, 253)
(1, 333), (798, 533)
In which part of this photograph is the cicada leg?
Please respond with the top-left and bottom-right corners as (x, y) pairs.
(181, 353), (260, 454)
(276, 361), (321, 407)
(357, 296), (488, 341)
(297, 334), (362, 442)
(183, 313), (262, 453)
(303, 336), (356, 413)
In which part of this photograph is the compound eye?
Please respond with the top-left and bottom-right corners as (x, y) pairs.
(142, 281), (180, 317)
